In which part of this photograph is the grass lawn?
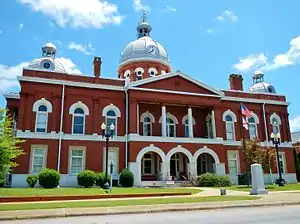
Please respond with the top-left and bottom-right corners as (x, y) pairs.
(0, 187), (201, 197)
(225, 183), (300, 192)
(0, 196), (258, 211)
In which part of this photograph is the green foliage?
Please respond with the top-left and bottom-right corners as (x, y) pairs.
(196, 173), (232, 187)
(0, 173), (5, 188)
(38, 169), (60, 188)
(119, 169), (134, 187)
(26, 175), (38, 188)
(0, 108), (24, 175)
(77, 170), (96, 188)
(95, 172), (111, 188)
(293, 148), (300, 181)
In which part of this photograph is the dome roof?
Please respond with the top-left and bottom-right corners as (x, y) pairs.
(27, 42), (66, 73)
(120, 36), (169, 65)
(248, 82), (276, 93)
(28, 57), (66, 73)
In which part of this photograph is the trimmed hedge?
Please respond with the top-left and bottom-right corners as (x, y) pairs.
(26, 175), (38, 188)
(95, 172), (111, 188)
(77, 170), (96, 188)
(196, 173), (232, 187)
(119, 169), (134, 187)
(38, 169), (60, 188)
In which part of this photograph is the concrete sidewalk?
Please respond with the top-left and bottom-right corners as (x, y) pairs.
(0, 193), (300, 221)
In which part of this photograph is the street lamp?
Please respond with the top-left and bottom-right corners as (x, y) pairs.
(101, 122), (115, 190)
(270, 132), (285, 186)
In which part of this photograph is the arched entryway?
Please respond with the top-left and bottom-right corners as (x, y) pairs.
(141, 152), (163, 181)
(170, 153), (189, 180)
(196, 153), (215, 175)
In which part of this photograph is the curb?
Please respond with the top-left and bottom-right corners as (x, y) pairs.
(1, 201), (300, 221)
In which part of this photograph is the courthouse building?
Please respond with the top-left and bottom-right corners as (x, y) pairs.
(4, 14), (297, 187)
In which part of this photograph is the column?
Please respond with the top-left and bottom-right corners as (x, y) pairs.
(188, 162), (197, 178)
(129, 162), (141, 186)
(211, 109), (217, 138)
(188, 107), (193, 138)
(215, 163), (226, 176)
(161, 162), (170, 181)
(161, 105), (167, 137)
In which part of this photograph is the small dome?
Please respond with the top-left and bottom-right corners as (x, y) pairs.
(249, 82), (276, 94)
(43, 42), (57, 51)
(28, 58), (66, 73)
(120, 36), (169, 65)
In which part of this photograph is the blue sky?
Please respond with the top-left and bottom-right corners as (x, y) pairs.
(1, 0), (300, 132)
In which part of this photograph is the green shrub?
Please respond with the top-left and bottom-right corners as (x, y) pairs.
(0, 173), (5, 188)
(26, 175), (38, 188)
(77, 170), (96, 188)
(95, 172), (111, 188)
(293, 148), (300, 181)
(38, 169), (60, 188)
(196, 173), (231, 187)
(119, 169), (134, 187)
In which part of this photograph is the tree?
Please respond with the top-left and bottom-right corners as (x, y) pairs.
(240, 138), (275, 172)
(292, 148), (300, 181)
(0, 108), (24, 185)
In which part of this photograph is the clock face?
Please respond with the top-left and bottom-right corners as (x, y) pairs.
(147, 45), (158, 56)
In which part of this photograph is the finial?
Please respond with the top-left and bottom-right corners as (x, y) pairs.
(141, 9), (147, 22)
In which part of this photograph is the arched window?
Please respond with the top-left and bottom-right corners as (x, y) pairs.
(248, 117), (257, 140)
(184, 119), (189, 137)
(35, 105), (48, 133)
(72, 108), (85, 134)
(143, 117), (152, 136)
(167, 118), (176, 137)
(106, 110), (117, 136)
(225, 115), (235, 140)
(270, 113), (281, 135)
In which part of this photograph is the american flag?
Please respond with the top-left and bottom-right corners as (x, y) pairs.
(242, 117), (248, 130)
(241, 103), (252, 118)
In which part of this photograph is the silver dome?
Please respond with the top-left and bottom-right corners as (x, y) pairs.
(120, 36), (169, 65)
(248, 70), (276, 93)
(28, 57), (66, 73)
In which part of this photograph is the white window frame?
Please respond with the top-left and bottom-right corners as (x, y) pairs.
(102, 104), (121, 136)
(33, 98), (52, 133)
(270, 113), (281, 135)
(278, 152), (286, 174)
(69, 101), (89, 135)
(143, 117), (152, 136)
(140, 111), (155, 136)
(35, 105), (48, 133)
(142, 152), (155, 175)
(68, 147), (86, 175)
(222, 110), (237, 141)
(167, 117), (176, 137)
(227, 150), (240, 175)
(181, 114), (196, 138)
(72, 108), (86, 134)
(248, 117), (257, 140)
(225, 115), (235, 140)
(103, 147), (119, 174)
(29, 145), (47, 174)
(105, 110), (117, 136)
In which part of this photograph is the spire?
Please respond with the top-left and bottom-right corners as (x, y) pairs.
(136, 10), (152, 39)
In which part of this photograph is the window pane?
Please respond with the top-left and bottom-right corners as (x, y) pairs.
(36, 113), (47, 132)
(106, 117), (116, 135)
(73, 116), (84, 134)
(38, 105), (47, 112)
(226, 123), (234, 140)
(225, 115), (233, 122)
(248, 117), (255, 123)
(74, 108), (84, 114)
(107, 110), (116, 117)
(228, 153), (236, 160)
(71, 150), (84, 174)
(143, 123), (151, 136)
(144, 117), (151, 123)
(72, 149), (83, 157)
(249, 124), (257, 139)
(184, 124), (189, 137)
(32, 149), (45, 173)
(272, 125), (279, 134)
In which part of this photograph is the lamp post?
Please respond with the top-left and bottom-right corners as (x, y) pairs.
(270, 132), (285, 187)
(101, 122), (115, 190)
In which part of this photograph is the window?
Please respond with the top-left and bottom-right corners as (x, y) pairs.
(167, 118), (176, 137)
(206, 114), (213, 138)
(225, 115), (235, 140)
(35, 105), (48, 133)
(143, 117), (152, 136)
(103, 148), (119, 174)
(184, 119), (189, 137)
(30, 147), (46, 173)
(142, 153), (153, 174)
(278, 153), (286, 174)
(227, 151), (239, 174)
(271, 117), (280, 134)
(72, 108), (85, 134)
(69, 149), (85, 174)
(106, 110), (117, 136)
(248, 117), (257, 140)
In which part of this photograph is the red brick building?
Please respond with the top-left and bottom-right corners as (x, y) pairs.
(4, 14), (297, 187)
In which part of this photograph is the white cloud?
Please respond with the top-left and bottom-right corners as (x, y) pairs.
(0, 58), (81, 93)
(232, 53), (267, 72)
(19, 23), (24, 30)
(164, 5), (176, 12)
(0, 30), (3, 35)
(290, 116), (300, 132)
(18, 0), (123, 29)
(68, 42), (95, 55)
(133, 0), (150, 11)
(206, 29), (214, 34)
(216, 10), (238, 22)
(233, 36), (300, 72)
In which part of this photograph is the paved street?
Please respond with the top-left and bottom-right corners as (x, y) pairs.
(2, 205), (300, 224)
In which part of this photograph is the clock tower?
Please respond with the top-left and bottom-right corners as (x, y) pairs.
(117, 11), (172, 81)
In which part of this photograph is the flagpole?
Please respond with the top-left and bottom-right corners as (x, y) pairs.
(239, 101), (250, 187)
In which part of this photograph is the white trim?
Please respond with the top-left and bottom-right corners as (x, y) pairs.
(248, 112), (260, 124)
(270, 112), (282, 125)
(128, 71), (224, 96)
(134, 67), (144, 74)
(148, 67), (158, 76)
(221, 96), (288, 106)
(3, 93), (20, 99)
(29, 145), (48, 174)
(69, 101), (89, 115)
(68, 146), (86, 174)
(166, 146), (194, 163)
(222, 110), (237, 122)
(194, 147), (220, 164)
(102, 104), (121, 117)
(124, 70), (131, 78)
(32, 98), (52, 113)
(18, 76), (125, 91)
(159, 112), (179, 124)
(140, 111), (155, 123)
(136, 145), (166, 163)
(181, 114), (196, 125)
